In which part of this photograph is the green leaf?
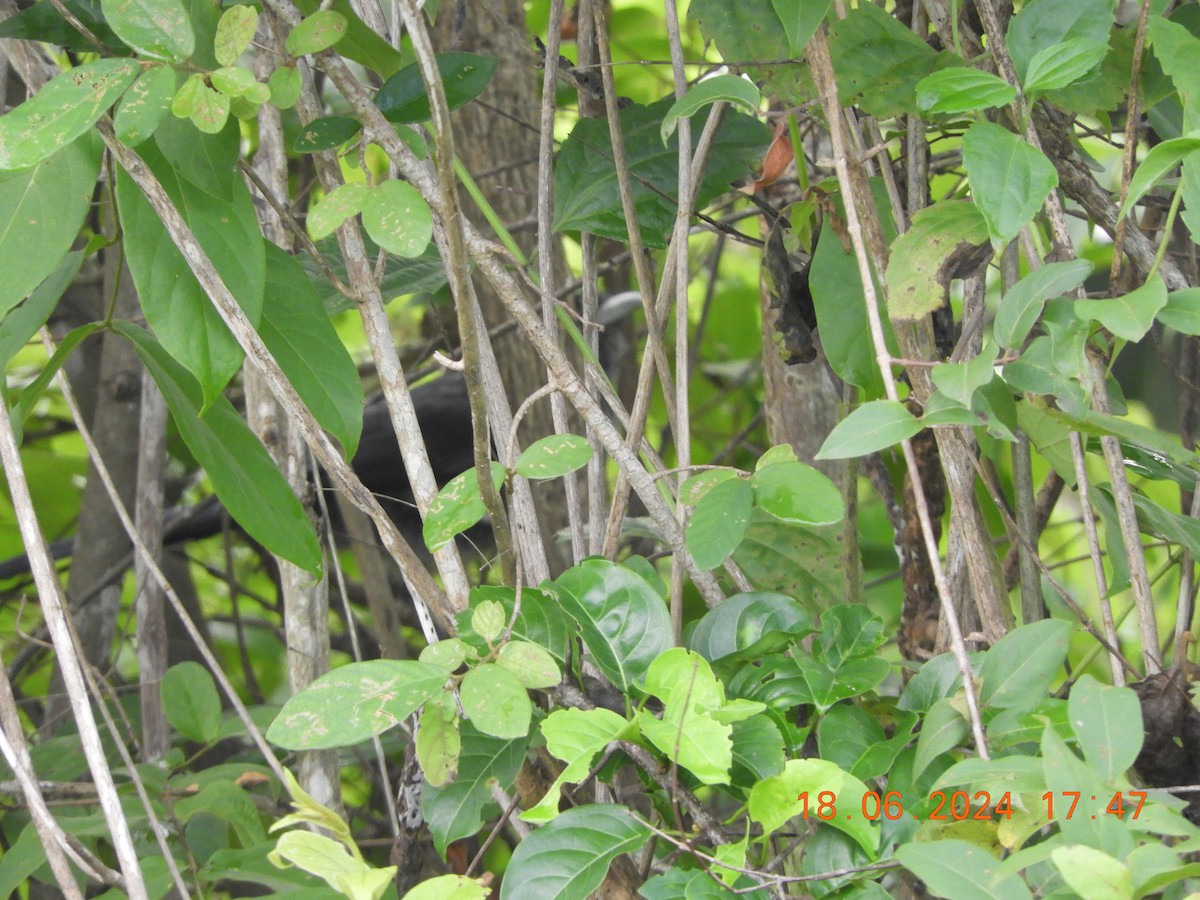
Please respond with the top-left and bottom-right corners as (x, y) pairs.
(153, 112), (238, 199)
(978, 619), (1071, 710)
(1122, 137), (1200, 219)
(912, 698), (968, 781)
(402, 875), (489, 900)
(994, 258), (1093, 349)
(176, 781), (266, 847)
(1159, 287), (1200, 334)
(549, 559), (671, 694)
(679, 468), (739, 505)
(553, 97), (770, 249)
(915, 67), (1017, 115)
(962, 121), (1058, 244)
(750, 460), (843, 525)
(460, 663), (531, 740)
(115, 323), (323, 573)
(374, 52), (499, 124)
(688, 592), (815, 662)
(267, 659), (446, 750)
(423, 723), (528, 856)
(513, 434), (592, 480)
(0, 0), (127, 52)
(497, 641), (560, 689)
(1006, 0), (1114, 83)
(1023, 37), (1109, 95)
(1052, 846), (1132, 900)
(499, 805), (651, 900)
(1067, 674), (1142, 783)
(269, 831), (395, 899)
(259, 245), (363, 458)
(292, 115), (360, 153)
(161, 661), (221, 743)
(116, 141), (265, 403)
(660, 74), (760, 144)
(268, 67), (302, 110)
(0, 58), (139, 170)
(417, 698), (461, 788)
(930, 346), (998, 407)
(214, 4), (257, 66)
(101, 0), (193, 60)
(0, 134), (100, 318)
(210, 66), (257, 98)
(733, 513), (852, 609)
(171, 71), (203, 118)
(688, 0), (809, 104)
(362, 180), (433, 257)
(114, 64), (176, 145)
(307, 182), (369, 241)
(687, 475), (753, 570)
(471, 600), (505, 644)
(885, 200), (990, 321)
(524, 708), (632, 824)
(423, 462), (506, 552)
(748, 758), (878, 856)
(185, 77), (230, 134)
(1077, 273), (1168, 342)
(285, 9), (347, 56)
(816, 400), (922, 459)
(0, 251), (83, 367)
(770, 0), (833, 56)
(897, 840), (1032, 900)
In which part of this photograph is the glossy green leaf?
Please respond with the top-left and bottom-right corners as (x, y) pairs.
(423, 723), (527, 856)
(1023, 37), (1109, 95)
(978, 619), (1071, 710)
(962, 121), (1058, 244)
(499, 804), (651, 900)
(268, 66), (302, 109)
(101, 0), (192, 60)
(292, 115), (360, 153)
(361, 180), (433, 257)
(114, 64), (176, 145)
(1120, 137), (1200, 219)
(423, 463), (506, 552)
(994, 259), (1093, 349)
(1078, 274), (1167, 342)
(514, 434), (592, 480)
(660, 75), (760, 144)
(550, 559), (671, 694)
(523, 708), (631, 824)
(886, 200), (990, 321)
(898, 840), (1032, 900)
(460, 663), (531, 740)
(285, 10), (347, 56)
(688, 592), (815, 662)
(554, 97), (770, 248)
(307, 182), (369, 241)
(0, 134), (99, 318)
(259, 245), (363, 458)
(0, 58), (139, 170)
(267, 659), (446, 749)
(750, 460), (843, 525)
(115, 323), (322, 573)
(749, 758), (878, 856)
(687, 475), (753, 570)
(214, 4), (257, 66)
(375, 52), (499, 124)
(915, 67), (1017, 115)
(816, 400), (922, 459)
(116, 141), (265, 403)
(161, 661), (221, 743)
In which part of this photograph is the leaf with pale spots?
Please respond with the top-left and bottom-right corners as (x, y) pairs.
(285, 9), (347, 56)
(362, 179), (433, 257)
(102, 0), (193, 61)
(423, 462), (506, 552)
(214, 4), (257, 66)
(514, 433), (592, 479)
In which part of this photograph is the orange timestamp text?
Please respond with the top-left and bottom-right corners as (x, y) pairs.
(796, 789), (1148, 822)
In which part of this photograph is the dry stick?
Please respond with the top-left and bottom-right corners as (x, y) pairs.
(0, 381), (146, 897)
(98, 119), (452, 640)
(396, 0), (548, 587)
(807, 26), (988, 757)
(289, 14), (727, 606)
(664, 0), (692, 644)
(971, 0), (1162, 674)
(536, 0), (586, 564)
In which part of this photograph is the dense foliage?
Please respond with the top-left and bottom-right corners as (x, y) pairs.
(3, 0), (1200, 898)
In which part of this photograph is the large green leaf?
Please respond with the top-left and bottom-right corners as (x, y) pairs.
(292, 0), (403, 77)
(0, 133), (99, 318)
(101, 0), (193, 61)
(1067, 674), (1143, 784)
(0, 251), (83, 367)
(1006, 0), (1114, 82)
(523, 708), (634, 824)
(266, 659), (446, 749)
(1078, 274), (1167, 342)
(0, 58), (139, 170)
(499, 804), (651, 900)
(885, 200), (990, 321)
(361, 180), (433, 257)
(549, 559), (671, 694)
(0, 0), (127, 52)
(733, 513), (849, 609)
(688, 0), (814, 103)
(114, 323), (322, 574)
(660, 74), (761, 144)
(978, 619), (1071, 710)
(816, 400), (922, 459)
(898, 840), (1032, 900)
(994, 259), (1093, 349)
(689, 592), (815, 662)
(748, 758), (878, 856)
(459, 663), (531, 740)
(116, 139), (266, 404)
(751, 460), (843, 526)
(258, 245), (363, 458)
(374, 53), (498, 124)
(962, 122), (1058, 244)
(113, 63), (177, 146)
(553, 97), (770, 248)
(161, 661), (221, 743)
(915, 67), (1017, 116)
(687, 476), (753, 570)
(1023, 38), (1109, 95)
